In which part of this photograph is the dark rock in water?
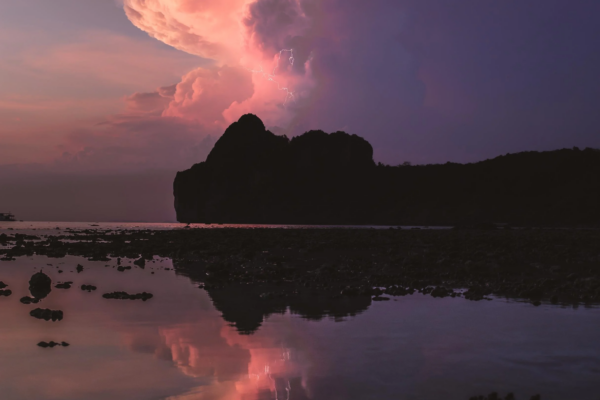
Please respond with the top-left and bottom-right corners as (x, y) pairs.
(20, 296), (39, 304)
(133, 257), (145, 268)
(81, 285), (97, 292)
(55, 281), (73, 289)
(0, 289), (12, 296)
(76, 264), (83, 273)
(102, 291), (153, 301)
(29, 272), (52, 299)
(431, 286), (453, 298)
(37, 341), (69, 348)
(117, 266), (131, 272)
(384, 286), (412, 296)
(30, 308), (63, 322)
(372, 296), (390, 301)
(469, 393), (518, 400)
(464, 286), (491, 301)
(88, 255), (110, 262)
(174, 114), (600, 226)
(0, 281), (7, 289)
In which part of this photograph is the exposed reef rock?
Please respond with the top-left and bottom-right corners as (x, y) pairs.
(30, 308), (63, 322)
(102, 291), (153, 301)
(174, 114), (600, 226)
(3, 227), (600, 331)
(29, 272), (52, 299)
(20, 296), (39, 304)
(37, 341), (69, 348)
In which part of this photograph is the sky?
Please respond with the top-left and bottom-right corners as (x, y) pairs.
(1, 0), (600, 221)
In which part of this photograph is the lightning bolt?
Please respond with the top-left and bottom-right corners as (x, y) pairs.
(248, 49), (296, 105)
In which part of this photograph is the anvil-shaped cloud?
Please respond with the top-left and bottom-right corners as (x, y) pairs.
(122, 0), (319, 130)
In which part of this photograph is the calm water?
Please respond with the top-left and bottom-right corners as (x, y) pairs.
(0, 225), (599, 399)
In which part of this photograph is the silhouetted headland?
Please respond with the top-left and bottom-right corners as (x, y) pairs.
(174, 114), (600, 226)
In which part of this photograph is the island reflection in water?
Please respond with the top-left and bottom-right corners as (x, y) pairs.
(0, 255), (599, 400)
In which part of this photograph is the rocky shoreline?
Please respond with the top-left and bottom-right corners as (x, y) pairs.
(1, 228), (599, 308)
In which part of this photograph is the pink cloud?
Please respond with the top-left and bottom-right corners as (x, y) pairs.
(54, 115), (217, 173)
(17, 31), (202, 91)
(163, 65), (254, 127)
(0, 28), (212, 170)
(4, 0), (428, 174)
(124, 85), (176, 117)
(122, 0), (318, 130)
(123, 0), (248, 63)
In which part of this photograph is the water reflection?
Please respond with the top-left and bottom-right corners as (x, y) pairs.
(0, 255), (599, 400)
(175, 259), (371, 334)
(162, 322), (312, 400)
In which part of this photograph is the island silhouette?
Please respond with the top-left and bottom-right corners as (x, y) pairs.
(174, 114), (600, 226)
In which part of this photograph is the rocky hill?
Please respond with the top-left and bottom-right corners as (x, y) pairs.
(174, 114), (600, 226)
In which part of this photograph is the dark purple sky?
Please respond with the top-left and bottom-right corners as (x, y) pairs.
(1, 0), (599, 221)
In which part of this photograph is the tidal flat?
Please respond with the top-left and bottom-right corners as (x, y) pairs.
(3, 226), (600, 306)
(0, 224), (599, 399)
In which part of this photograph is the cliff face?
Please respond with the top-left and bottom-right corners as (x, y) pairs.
(174, 114), (600, 226)
(174, 114), (375, 224)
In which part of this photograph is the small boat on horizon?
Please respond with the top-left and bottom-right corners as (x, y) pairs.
(0, 213), (16, 222)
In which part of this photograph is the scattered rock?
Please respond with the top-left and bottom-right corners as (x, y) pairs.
(29, 272), (52, 299)
(81, 285), (97, 292)
(431, 286), (453, 298)
(37, 341), (69, 348)
(0, 289), (12, 296)
(30, 308), (63, 322)
(4, 227), (600, 308)
(0, 281), (7, 289)
(76, 264), (83, 273)
(372, 296), (390, 301)
(102, 291), (153, 301)
(469, 392), (540, 400)
(384, 286), (413, 296)
(20, 296), (39, 304)
(55, 281), (73, 289)
(133, 257), (146, 268)
(117, 266), (131, 272)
